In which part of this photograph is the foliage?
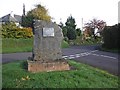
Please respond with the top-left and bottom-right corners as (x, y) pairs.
(76, 28), (81, 36)
(62, 26), (67, 37)
(102, 24), (119, 49)
(58, 21), (64, 28)
(2, 22), (33, 38)
(65, 15), (77, 40)
(68, 36), (102, 46)
(2, 60), (118, 88)
(85, 18), (106, 39)
(21, 4), (51, 27)
(58, 22), (68, 37)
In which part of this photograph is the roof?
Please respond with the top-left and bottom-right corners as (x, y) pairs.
(14, 14), (22, 23)
(0, 14), (22, 23)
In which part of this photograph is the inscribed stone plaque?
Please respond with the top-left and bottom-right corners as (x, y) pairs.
(43, 28), (54, 37)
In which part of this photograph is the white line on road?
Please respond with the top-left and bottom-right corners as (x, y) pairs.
(62, 56), (68, 58)
(69, 55), (75, 57)
(92, 54), (100, 56)
(68, 56), (75, 59)
(90, 50), (98, 53)
(62, 50), (117, 60)
(92, 54), (117, 59)
(100, 55), (117, 59)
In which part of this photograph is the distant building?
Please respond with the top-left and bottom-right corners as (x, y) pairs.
(0, 3), (26, 27)
(0, 14), (22, 27)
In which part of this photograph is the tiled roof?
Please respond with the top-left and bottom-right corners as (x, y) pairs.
(0, 14), (22, 23)
(14, 14), (22, 23)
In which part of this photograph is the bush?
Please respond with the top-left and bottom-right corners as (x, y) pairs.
(102, 24), (119, 49)
(2, 22), (33, 38)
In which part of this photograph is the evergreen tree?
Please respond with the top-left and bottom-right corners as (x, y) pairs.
(65, 15), (77, 40)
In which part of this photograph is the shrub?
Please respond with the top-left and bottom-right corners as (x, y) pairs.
(102, 24), (119, 49)
(2, 22), (33, 38)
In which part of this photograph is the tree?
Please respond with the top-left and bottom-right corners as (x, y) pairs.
(65, 15), (77, 40)
(58, 22), (67, 37)
(76, 28), (81, 36)
(85, 18), (106, 39)
(21, 4), (51, 27)
(58, 21), (64, 28)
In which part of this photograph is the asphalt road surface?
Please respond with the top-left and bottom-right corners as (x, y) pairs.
(1, 45), (119, 76)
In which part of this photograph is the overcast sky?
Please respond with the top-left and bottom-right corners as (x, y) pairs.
(0, 0), (119, 28)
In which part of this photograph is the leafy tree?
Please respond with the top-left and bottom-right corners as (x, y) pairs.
(85, 18), (106, 39)
(65, 15), (77, 40)
(21, 4), (51, 27)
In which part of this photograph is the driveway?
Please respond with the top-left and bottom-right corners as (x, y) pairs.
(1, 45), (119, 76)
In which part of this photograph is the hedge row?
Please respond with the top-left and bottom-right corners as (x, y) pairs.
(2, 22), (33, 38)
(102, 24), (119, 49)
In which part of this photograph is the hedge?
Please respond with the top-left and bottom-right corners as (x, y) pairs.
(2, 22), (33, 38)
(102, 24), (119, 49)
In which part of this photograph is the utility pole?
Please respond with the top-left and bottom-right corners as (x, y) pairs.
(118, 1), (120, 23)
(81, 18), (83, 34)
(23, 3), (25, 16)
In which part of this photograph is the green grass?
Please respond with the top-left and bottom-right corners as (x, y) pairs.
(1, 38), (69, 54)
(2, 38), (33, 54)
(100, 47), (120, 53)
(61, 40), (69, 48)
(2, 60), (118, 88)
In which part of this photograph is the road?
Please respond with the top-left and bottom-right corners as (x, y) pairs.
(1, 45), (119, 76)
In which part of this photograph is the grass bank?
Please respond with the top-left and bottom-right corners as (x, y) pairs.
(2, 60), (118, 88)
(1, 38), (69, 54)
(100, 46), (120, 53)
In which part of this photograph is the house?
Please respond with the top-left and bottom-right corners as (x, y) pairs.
(0, 4), (25, 27)
(0, 13), (22, 27)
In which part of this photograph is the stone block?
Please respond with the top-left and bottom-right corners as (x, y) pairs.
(27, 59), (70, 73)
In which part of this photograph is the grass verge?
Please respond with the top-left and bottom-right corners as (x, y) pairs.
(99, 46), (120, 53)
(2, 60), (118, 88)
(1, 38), (69, 54)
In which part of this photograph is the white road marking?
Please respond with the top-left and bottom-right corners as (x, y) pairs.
(69, 55), (75, 57)
(90, 50), (98, 53)
(100, 55), (117, 59)
(68, 56), (75, 59)
(92, 54), (100, 56)
(76, 55), (80, 58)
(62, 50), (117, 60)
(92, 54), (117, 59)
(62, 56), (68, 58)
(76, 54), (80, 56)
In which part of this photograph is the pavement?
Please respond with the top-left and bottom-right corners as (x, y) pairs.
(1, 45), (119, 76)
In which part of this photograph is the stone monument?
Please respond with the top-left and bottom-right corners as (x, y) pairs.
(27, 20), (70, 73)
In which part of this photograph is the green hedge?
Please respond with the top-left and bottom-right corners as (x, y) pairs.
(102, 24), (119, 49)
(2, 22), (33, 38)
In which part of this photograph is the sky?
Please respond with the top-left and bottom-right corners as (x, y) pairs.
(0, 0), (119, 28)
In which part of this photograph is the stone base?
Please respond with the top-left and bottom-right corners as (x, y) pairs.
(27, 60), (70, 73)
